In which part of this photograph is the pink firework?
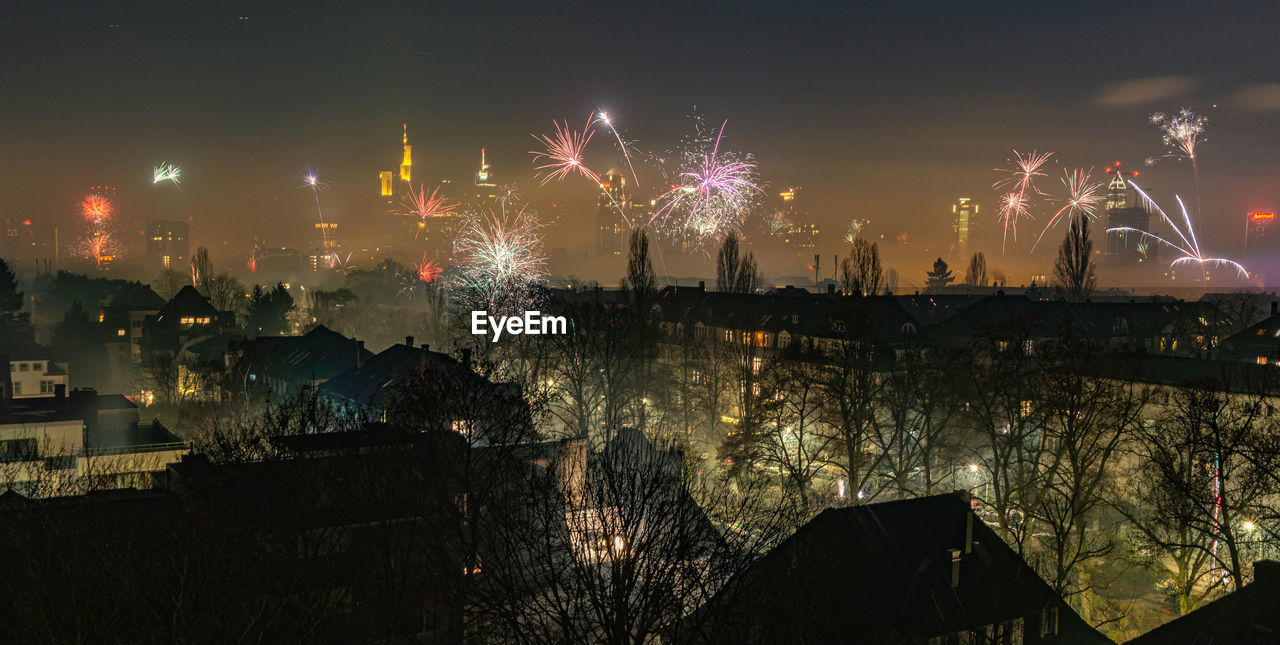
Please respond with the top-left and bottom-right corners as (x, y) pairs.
(993, 150), (1051, 252)
(993, 149), (1053, 195)
(996, 191), (1032, 251)
(530, 116), (600, 186)
(651, 120), (761, 240)
(1033, 169), (1104, 251)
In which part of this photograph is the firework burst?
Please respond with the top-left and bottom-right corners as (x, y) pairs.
(843, 218), (869, 244)
(651, 119), (761, 244)
(153, 163), (182, 186)
(1033, 169), (1104, 251)
(531, 116), (600, 186)
(1106, 184), (1248, 279)
(993, 150), (1052, 251)
(78, 193), (119, 268)
(398, 185), (458, 240)
(1151, 108), (1207, 162)
(81, 194), (114, 224)
(452, 201), (547, 313)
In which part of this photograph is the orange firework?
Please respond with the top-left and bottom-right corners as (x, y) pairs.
(81, 194), (114, 223)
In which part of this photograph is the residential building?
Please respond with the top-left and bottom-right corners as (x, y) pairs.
(687, 491), (1110, 644)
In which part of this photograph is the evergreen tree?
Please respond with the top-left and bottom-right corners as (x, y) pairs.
(246, 283), (295, 336)
(0, 258), (31, 341)
(925, 257), (954, 291)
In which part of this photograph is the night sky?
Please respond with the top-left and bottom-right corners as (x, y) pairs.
(4, 1), (1280, 281)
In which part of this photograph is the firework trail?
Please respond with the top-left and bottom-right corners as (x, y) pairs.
(452, 201), (546, 314)
(531, 115), (630, 223)
(1032, 168), (1104, 251)
(1106, 184), (1248, 278)
(300, 170), (331, 248)
(594, 110), (640, 185)
(651, 119), (762, 243)
(398, 185), (459, 240)
(153, 163), (182, 186)
(993, 150), (1052, 251)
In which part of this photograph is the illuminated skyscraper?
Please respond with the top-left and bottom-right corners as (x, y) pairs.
(471, 148), (498, 206)
(597, 172), (628, 256)
(951, 197), (978, 259)
(147, 220), (189, 270)
(1246, 210), (1279, 263)
(1103, 162), (1150, 265)
(399, 123), (412, 183)
(379, 171), (394, 198)
(777, 187), (818, 255)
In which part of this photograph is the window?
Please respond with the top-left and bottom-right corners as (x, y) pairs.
(117, 328), (126, 337)
(18, 363), (28, 372)
(997, 341), (1010, 353)
(0, 438), (37, 461)
(752, 357), (763, 375)
(1020, 400), (1032, 418)
(723, 329), (732, 342)
(39, 380), (55, 394)
(1040, 604), (1059, 637)
(12, 382), (20, 395)
(1260, 357), (1270, 365)
(1023, 339), (1035, 356)
(778, 332), (791, 348)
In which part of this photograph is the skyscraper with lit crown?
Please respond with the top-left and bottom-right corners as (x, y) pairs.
(399, 123), (412, 183)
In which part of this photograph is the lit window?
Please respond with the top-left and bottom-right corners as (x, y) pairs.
(752, 357), (763, 375)
(117, 329), (126, 337)
(1021, 400), (1032, 418)
(1259, 357), (1269, 365)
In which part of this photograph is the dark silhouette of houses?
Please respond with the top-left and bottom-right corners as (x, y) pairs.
(685, 491), (1110, 644)
(142, 285), (237, 360)
(1125, 560), (1280, 644)
(230, 325), (372, 400)
(1220, 301), (1280, 366)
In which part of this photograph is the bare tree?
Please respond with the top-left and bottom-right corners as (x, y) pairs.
(965, 252), (988, 287)
(839, 239), (883, 297)
(1054, 216), (1095, 301)
(1122, 367), (1280, 613)
(1030, 338), (1152, 618)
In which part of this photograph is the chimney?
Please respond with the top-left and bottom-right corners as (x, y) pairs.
(948, 548), (962, 588)
(356, 340), (364, 369)
(955, 489), (974, 553)
(405, 335), (414, 347)
(1253, 560), (1280, 631)
(421, 343), (429, 353)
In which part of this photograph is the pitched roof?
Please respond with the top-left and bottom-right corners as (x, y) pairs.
(319, 342), (456, 410)
(244, 325), (372, 383)
(1125, 561), (1280, 644)
(689, 492), (1110, 644)
(154, 285), (218, 322)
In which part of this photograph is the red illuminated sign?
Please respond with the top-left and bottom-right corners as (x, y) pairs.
(1250, 211), (1275, 221)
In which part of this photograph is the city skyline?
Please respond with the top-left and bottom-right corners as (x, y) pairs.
(3, 1), (1280, 284)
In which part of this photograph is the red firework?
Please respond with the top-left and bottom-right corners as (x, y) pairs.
(81, 194), (114, 224)
(530, 115), (600, 186)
